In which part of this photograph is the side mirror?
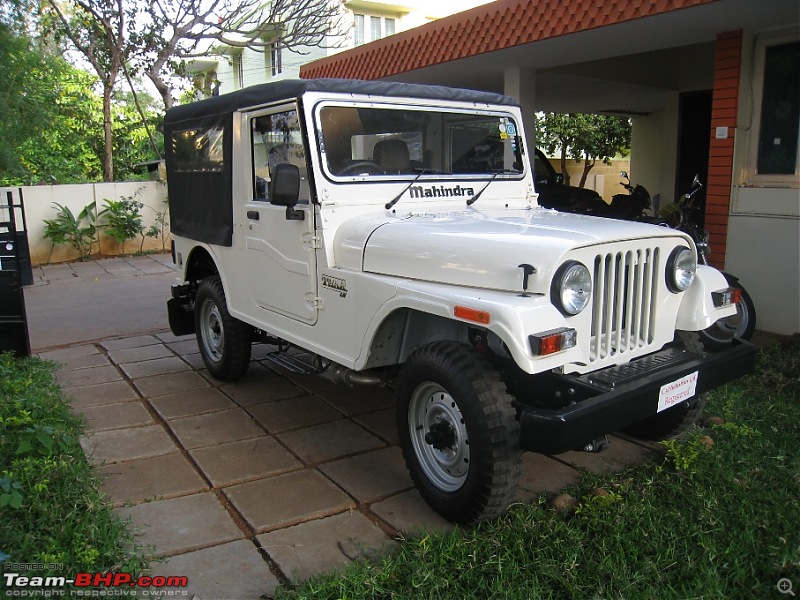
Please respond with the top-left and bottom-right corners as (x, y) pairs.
(619, 170), (629, 179)
(270, 163), (304, 221)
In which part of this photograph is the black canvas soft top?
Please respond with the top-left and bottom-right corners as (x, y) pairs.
(164, 78), (518, 125)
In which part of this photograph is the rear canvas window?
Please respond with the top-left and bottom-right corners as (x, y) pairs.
(170, 128), (225, 173)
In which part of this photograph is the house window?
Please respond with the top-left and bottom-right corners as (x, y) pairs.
(756, 40), (800, 176)
(271, 42), (283, 77)
(370, 16), (381, 41)
(749, 32), (800, 184)
(353, 13), (397, 46)
(232, 54), (244, 90)
(354, 14), (365, 46)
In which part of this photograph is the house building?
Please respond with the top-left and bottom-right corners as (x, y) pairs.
(299, 0), (800, 336)
(188, 0), (495, 97)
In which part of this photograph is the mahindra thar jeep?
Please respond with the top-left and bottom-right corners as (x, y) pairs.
(164, 79), (754, 524)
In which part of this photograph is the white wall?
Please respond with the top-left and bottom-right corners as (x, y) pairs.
(2, 182), (169, 265)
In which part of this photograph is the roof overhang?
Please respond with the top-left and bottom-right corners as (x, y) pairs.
(300, 0), (799, 114)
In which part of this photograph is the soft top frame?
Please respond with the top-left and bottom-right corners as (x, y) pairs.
(164, 78), (518, 125)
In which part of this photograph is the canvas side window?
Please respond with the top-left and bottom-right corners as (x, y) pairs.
(251, 110), (309, 201)
(170, 128), (224, 173)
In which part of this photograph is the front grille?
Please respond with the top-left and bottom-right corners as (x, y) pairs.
(589, 247), (660, 362)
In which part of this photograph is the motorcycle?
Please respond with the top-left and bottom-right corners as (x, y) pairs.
(608, 171), (652, 220)
(667, 175), (757, 350)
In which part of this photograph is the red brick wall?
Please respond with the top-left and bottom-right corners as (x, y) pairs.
(706, 30), (743, 268)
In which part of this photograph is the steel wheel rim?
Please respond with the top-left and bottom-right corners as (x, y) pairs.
(705, 301), (748, 342)
(199, 298), (224, 363)
(408, 381), (470, 492)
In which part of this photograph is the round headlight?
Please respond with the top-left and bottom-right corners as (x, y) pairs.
(667, 246), (696, 293)
(551, 261), (592, 315)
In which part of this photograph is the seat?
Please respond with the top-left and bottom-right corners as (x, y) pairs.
(373, 139), (410, 174)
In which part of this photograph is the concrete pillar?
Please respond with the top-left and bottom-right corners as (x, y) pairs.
(503, 68), (537, 158)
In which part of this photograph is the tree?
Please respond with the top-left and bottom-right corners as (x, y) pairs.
(535, 112), (631, 187)
(132, 0), (346, 109)
(42, 0), (134, 181)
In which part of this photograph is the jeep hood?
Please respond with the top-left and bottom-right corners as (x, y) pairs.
(334, 208), (681, 294)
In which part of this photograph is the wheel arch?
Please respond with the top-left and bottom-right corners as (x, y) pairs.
(362, 307), (505, 370)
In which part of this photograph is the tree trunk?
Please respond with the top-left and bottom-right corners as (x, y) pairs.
(578, 157), (596, 188)
(102, 83), (114, 182)
(559, 147), (570, 187)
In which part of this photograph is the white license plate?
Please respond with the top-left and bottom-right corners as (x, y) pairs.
(658, 371), (699, 413)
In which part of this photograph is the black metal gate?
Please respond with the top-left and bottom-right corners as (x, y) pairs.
(0, 189), (32, 357)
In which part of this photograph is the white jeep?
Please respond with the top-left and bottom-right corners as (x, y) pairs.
(164, 79), (754, 524)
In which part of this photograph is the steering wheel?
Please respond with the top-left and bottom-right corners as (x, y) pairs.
(339, 161), (383, 175)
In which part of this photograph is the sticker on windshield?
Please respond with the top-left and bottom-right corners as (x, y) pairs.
(506, 122), (517, 136)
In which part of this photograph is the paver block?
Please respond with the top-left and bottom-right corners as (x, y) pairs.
(132, 371), (210, 398)
(77, 401), (153, 432)
(120, 356), (191, 379)
(370, 490), (455, 536)
(224, 470), (355, 532)
(317, 385), (395, 416)
(259, 511), (396, 583)
(319, 447), (413, 502)
(518, 453), (581, 495)
(165, 339), (200, 356)
(81, 424), (177, 465)
(222, 376), (308, 407)
(155, 330), (193, 344)
(190, 436), (301, 486)
(149, 388), (236, 420)
(98, 453), (207, 505)
(116, 492), (243, 557)
(66, 380), (140, 408)
(57, 365), (121, 389)
(39, 345), (99, 361)
(555, 435), (654, 473)
(108, 344), (173, 364)
(147, 539), (279, 598)
(277, 420), (384, 465)
(353, 408), (399, 445)
(101, 335), (160, 351)
(248, 395), (343, 433)
(168, 408), (264, 449)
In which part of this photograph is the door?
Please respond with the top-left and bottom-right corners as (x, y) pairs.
(244, 106), (318, 325)
(676, 91), (712, 228)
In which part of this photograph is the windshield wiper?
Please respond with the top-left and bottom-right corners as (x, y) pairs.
(385, 168), (450, 210)
(466, 169), (520, 206)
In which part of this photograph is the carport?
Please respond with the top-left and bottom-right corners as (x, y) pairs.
(301, 0), (800, 335)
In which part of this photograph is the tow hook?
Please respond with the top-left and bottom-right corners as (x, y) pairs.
(581, 435), (610, 453)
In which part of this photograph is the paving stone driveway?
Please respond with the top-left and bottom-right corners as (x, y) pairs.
(30, 255), (657, 598)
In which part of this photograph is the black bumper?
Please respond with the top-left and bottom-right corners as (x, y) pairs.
(517, 339), (756, 455)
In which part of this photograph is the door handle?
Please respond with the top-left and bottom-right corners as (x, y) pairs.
(246, 210), (259, 220)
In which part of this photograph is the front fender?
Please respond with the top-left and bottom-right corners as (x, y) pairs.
(676, 265), (737, 330)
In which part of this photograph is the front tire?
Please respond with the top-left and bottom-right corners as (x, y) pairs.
(396, 342), (520, 524)
(623, 331), (706, 441)
(194, 276), (252, 382)
(699, 274), (756, 351)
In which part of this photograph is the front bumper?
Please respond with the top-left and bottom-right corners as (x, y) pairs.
(517, 338), (756, 454)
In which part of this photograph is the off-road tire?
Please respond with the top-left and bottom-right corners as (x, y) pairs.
(622, 331), (707, 441)
(699, 273), (756, 351)
(396, 342), (521, 524)
(194, 275), (252, 382)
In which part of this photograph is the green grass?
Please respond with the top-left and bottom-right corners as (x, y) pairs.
(277, 339), (800, 599)
(0, 353), (147, 587)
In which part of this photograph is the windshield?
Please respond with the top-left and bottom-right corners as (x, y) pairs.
(316, 104), (524, 180)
